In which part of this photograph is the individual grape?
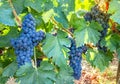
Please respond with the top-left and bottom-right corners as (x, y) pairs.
(84, 12), (92, 22)
(36, 59), (42, 67)
(68, 38), (87, 80)
(11, 13), (45, 67)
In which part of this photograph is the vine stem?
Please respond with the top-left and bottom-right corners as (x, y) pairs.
(110, 19), (120, 34)
(116, 61), (120, 84)
(37, 45), (46, 59)
(50, 17), (74, 37)
(8, 0), (21, 27)
(34, 47), (37, 69)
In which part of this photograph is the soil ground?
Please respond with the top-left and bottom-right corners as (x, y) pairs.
(75, 57), (118, 84)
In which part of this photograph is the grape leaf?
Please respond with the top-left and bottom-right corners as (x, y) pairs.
(57, 0), (75, 15)
(0, 27), (19, 47)
(74, 20), (102, 47)
(13, 0), (25, 14)
(108, 0), (120, 13)
(43, 30), (70, 67)
(24, 0), (53, 13)
(2, 61), (18, 77)
(24, 0), (43, 13)
(0, 75), (8, 84)
(55, 66), (74, 84)
(86, 49), (113, 71)
(16, 62), (56, 84)
(108, 1), (120, 24)
(0, 67), (3, 75)
(103, 33), (120, 52)
(0, 1), (15, 26)
(42, 9), (54, 23)
(110, 11), (120, 24)
(54, 7), (69, 28)
(70, 13), (83, 29)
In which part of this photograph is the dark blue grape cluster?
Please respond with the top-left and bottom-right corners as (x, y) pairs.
(84, 5), (110, 51)
(11, 14), (45, 67)
(68, 38), (87, 80)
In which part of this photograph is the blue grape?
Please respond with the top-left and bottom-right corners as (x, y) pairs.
(68, 38), (87, 80)
(84, 12), (92, 22)
(11, 14), (45, 67)
(37, 59), (42, 67)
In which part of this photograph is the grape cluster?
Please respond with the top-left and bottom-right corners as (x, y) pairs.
(68, 38), (87, 80)
(11, 14), (45, 67)
(84, 5), (110, 51)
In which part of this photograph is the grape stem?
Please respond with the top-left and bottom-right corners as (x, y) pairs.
(34, 47), (37, 69)
(110, 19), (120, 34)
(8, 0), (21, 27)
(50, 17), (74, 37)
(37, 45), (47, 59)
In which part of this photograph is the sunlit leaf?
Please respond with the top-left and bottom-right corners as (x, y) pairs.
(43, 30), (70, 67)
(86, 49), (113, 71)
(74, 19), (102, 47)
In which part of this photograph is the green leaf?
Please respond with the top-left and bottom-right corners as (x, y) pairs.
(13, 0), (25, 14)
(54, 7), (69, 28)
(0, 1), (15, 26)
(110, 11), (120, 24)
(16, 62), (56, 84)
(108, 1), (120, 24)
(2, 61), (18, 77)
(108, 0), (120, 13)
(74, 20), (102, 47)
(24, 0), (43, 13)
(70, 13), (82, 29)
(24, 0), (53, 13)
(86, 49), (113, 71)
(42, 9), (54, 23)
(0, 27), (19, 47)
(43, 31), (70, 66)
(103, 33), (120, 52)
(55, 66), (74, 84)
(0, 75), (8, 84)
(57, 0), (75, 15)
(0, 67), (3, 75)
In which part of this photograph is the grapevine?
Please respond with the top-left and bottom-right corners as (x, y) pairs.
(0, 0), (120, 84)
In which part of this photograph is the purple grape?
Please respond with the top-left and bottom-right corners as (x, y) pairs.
(68, 38), (87, 80)
(11, 14), (45, 67)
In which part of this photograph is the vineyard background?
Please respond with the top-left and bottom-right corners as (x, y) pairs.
(0, 0), (120, 84)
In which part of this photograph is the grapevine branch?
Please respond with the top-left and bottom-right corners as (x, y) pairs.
(37, 45), (47, 59)
(50, 17), (74, 37)
(110, 19), (120, 34)
(8, 0), (21, 27)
